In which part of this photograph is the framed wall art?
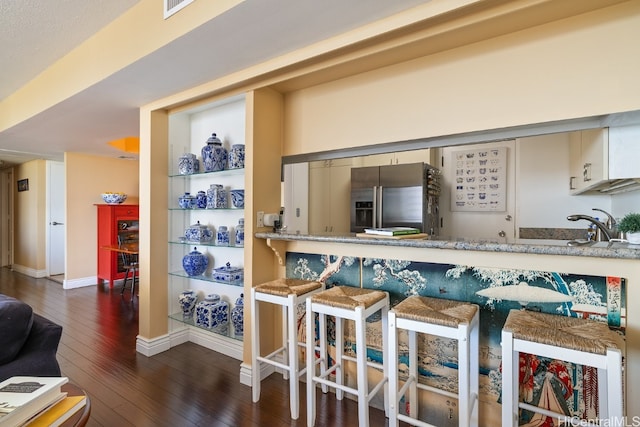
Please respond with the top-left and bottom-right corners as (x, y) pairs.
(17, 179), (29, 192)
(450, 146), (507, 212)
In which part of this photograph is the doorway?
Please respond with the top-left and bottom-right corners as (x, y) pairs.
(0, 168), (13, 267)
(47, 161), (65, 278)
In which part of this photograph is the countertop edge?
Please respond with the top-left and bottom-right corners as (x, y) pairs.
(254, 233), (640, 260)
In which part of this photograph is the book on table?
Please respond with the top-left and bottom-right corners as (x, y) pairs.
(0, 376), (68, 427)
(26, 395), (87, 427)
(364, 227), (421, 236)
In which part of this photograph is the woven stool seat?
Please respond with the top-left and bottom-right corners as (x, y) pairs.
(310, 285), (387, 310)
(504, 309), (624, 355)
(502, 309), (624, 426)
(393, 295), (478, 328)
(255, 278), (323, 297)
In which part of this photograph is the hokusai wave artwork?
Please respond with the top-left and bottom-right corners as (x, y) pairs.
(285, 251), (626, 427)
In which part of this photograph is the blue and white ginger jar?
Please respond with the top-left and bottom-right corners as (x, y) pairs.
(178, 153), (199, 175)
(231, 293), (244, 337)
(195, 294), (229, 330)
(230, 189), (244, 208)
(182, 247), (208, 276)
(178, 192), (196, 209)
(206, 184), (227, 209)
(178, 290), (198, 319)
(195, 191), (207, 209)
(217, 226), (230, 246)
(228, 144), (245, 169)
(235, 218), (244, 247)
(201, 133), (227, 172)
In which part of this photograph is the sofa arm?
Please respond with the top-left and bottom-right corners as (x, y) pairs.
(0, 313), (63, 381)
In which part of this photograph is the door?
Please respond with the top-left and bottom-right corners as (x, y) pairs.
(380, 163), (425, 229)
(47, 161), (65, 276)
(440, 141), (516, 241)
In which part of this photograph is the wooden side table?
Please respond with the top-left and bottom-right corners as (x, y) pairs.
(56, 383), (91, 427)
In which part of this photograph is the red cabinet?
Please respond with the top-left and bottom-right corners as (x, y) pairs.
(96, 204), (139, 287)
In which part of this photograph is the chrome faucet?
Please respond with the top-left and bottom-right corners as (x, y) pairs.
(567, 208), (617, 241)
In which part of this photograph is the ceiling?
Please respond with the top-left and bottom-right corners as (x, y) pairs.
(0, 0), (430, 168)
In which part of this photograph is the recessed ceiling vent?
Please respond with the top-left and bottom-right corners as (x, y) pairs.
(164, 0), (195, 19)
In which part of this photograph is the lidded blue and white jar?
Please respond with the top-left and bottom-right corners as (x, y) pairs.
(217, 226), (230, 246)
(184, 221), (213, 243)
(206, 184), (227, 209)
(178, 153), (199, 175)
(178, 289), (198, 319)
(201, 133), (227, 172)
(235, 218), (244, 247)
(195, 191), (207, 209)
(195, 294), (229, 330)
(231, 293), (244, 337)
(182, 247), (208, 276)
(228, 144), (245, 169)
(178, 192), (196, 209)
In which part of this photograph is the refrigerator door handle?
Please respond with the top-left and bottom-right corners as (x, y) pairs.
(377, 186), (383, 227)
(372, 186), (378, 228)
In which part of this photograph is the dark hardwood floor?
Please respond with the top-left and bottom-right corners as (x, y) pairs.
(0, 268), (393, 426)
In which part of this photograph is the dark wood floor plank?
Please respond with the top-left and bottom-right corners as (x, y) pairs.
(0, 268), (397, 426)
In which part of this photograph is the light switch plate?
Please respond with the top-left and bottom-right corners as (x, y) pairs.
(257, 211), (264, 227)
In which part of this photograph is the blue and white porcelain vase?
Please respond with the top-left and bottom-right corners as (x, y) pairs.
(195, 190), (207, 209)
(178, 192), (196, 209)
(217, 226), (230, 246)
(231, 293), (244, 337)
(178, 289), (198, 319)
(201, 133), (227, 172)
(195, 294), (229, 330)
(182, 247), (208, 276)
(230, 189), (244, 208)
(206, 184), (227, 209)
(178, 153), (199, 175)
(228, 144), (245, 169)
(234, 218), (244, 247)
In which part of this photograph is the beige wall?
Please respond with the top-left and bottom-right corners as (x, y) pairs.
(14, 160), (46, 272)
(65, 153), (139, 281)
(283, 1), (640, 155)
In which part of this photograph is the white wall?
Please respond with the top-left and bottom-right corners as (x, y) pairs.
(516, 133), (611, 230)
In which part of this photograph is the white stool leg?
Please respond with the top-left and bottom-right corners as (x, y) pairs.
(381, 303), (389, 417)
(355, 306), (369, 426)
(335, 315), (344, 400)
(306, 298), (316, 427)
(458, 323), (470, 427)
(501, 329), (517, 427)
(606, 348), (623, 423)
(408, 329), (418, 419)
(282, 301), (289, 381)
(388, 311), (399, 427)
(251, 288), (261, 403)
(287, 294), (300, 419)
(319, 310), (328, 394)
(470, 315), (479, 427)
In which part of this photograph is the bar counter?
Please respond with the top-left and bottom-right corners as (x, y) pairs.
(255, 232), (640, 260)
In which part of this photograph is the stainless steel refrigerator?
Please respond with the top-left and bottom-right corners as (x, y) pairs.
(350, 162), (440, 235)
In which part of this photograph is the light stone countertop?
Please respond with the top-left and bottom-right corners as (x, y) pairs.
(255, 232), (640, 260)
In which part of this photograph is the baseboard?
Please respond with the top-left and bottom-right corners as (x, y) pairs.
(11, 264), (47, 278)
(239, 362), (252, 386)
(63, 276), (98, 289)
(187, 327), (243, 360)
(136, 333), (172, 356)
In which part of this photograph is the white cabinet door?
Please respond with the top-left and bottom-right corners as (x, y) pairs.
(308, 160), (352, 234)
(569, 128), (608, 194)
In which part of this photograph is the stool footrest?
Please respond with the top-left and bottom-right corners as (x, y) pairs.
(519, 402), (592, 426)
(397, 413), (438, 427)
(342, 354), (384, 371)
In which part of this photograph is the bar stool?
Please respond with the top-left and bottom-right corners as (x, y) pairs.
(251, 278), (324, 420)
(501, 309), (625, 426)
(306, 285), (390, 427)
(388, 296), (480, 427)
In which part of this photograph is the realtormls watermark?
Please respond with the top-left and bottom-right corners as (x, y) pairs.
(567, 417), (640, 427)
